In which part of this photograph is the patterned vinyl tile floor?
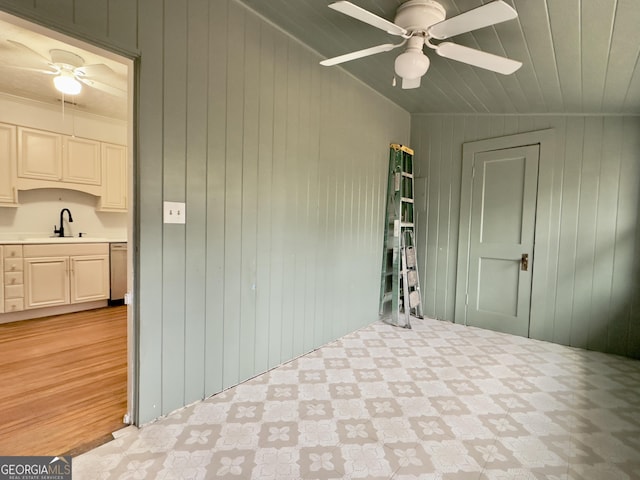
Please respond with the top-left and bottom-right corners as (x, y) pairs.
(74, 317), (640, 479)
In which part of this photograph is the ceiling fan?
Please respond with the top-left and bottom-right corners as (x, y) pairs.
(3, 40), (126, 97)
(320, 0), (522, 89)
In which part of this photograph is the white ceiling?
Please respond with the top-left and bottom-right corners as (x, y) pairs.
(239, 0), (640, 114)
(0, 14), (128, 120)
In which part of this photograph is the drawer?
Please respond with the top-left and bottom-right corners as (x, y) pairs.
(5, 284), (24, 299)
(3, 245), (22, 259)
(5, 298), (24, 313)
(4, 271), (23, 286)
(4, 258), (23, 272)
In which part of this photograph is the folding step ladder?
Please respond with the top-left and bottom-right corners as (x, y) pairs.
(379, 144), (423, 328)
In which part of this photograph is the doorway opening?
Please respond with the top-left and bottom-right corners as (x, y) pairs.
(0, 10), (136, 454)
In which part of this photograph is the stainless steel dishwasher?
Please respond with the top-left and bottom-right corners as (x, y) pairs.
(110, 242), (127, 305)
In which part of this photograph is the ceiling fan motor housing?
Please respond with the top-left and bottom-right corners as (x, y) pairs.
(49, 49), (85, 71)
(394, 0), (446, 33)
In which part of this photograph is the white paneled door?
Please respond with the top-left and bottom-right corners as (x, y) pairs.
(463, 145), (540, 337)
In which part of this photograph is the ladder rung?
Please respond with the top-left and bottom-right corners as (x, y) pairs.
(401, 197), (414, 203)
(401, 222), (414, 228)
(381, 292), (393, 303)
(402, 172), (413, 178)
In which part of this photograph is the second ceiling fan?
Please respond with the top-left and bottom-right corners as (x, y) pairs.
(320, 0), (523, 89)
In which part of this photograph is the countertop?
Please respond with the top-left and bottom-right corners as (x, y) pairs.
(0, 238), (127, 245)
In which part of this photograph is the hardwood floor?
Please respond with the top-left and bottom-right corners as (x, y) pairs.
(0, 306), (128, 456)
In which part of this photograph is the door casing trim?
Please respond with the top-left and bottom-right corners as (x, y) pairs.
(455, 129), (556, 337)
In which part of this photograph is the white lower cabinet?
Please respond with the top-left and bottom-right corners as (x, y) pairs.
(24, 256), (69, 309)
(2, 244), (24, 313)
(0, 246), (3, 313)
(70, 255), (110, 303)
(23, 243), (109, 310)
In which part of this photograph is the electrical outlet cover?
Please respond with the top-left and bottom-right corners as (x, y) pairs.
(164, 201), (186, 224)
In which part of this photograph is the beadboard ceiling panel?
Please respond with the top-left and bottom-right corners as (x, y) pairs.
(0, 0), (638, 115)
(238, 0), (640, 114)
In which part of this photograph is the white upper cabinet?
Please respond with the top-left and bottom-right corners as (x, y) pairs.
(18, 127), (102, 186)
(0, 123), (18, 206)
(17, 127), (61, 181)
(98, 142), (127, 212)
(63, 136), (101, 185)
(6, 124), (127, 210)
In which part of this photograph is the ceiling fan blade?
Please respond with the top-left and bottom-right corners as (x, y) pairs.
(435, 42), (522, 74)
(428, 0), (518, 40)
(2, 65), (57, 75)
(6, 39), (52, 66)
(328, 1), (407, 36)
(401, 77), (421, 89)
(78, 63), (115, 77)
(77, 64), (127, 90)
(78, 77), (127, 97)
(320, 43), (402, 66)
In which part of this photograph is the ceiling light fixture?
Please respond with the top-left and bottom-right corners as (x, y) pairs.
(394, 36), (429, 89)
(53, 70), (82, 95)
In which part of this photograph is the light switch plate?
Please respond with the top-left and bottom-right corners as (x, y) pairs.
(164, 201), (186, 224)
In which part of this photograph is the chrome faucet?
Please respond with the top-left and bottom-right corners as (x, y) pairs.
(54, 208), (74, 238)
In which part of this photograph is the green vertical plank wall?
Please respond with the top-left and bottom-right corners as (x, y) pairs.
(0, 0), (410, 423)
(411, 114), (640, 359)
(0, 0), (137, 54)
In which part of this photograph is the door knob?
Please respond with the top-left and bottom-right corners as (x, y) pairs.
(521, 253), (529, 271)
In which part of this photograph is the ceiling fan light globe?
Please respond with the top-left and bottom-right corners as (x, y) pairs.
(394, 50), (430, 79)
(53, 71), (82, 95)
